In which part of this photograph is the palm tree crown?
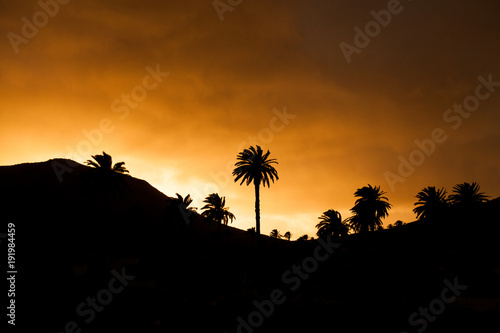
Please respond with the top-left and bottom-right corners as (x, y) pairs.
(173, 193), (195, 211)
(85, 151), (129, 174)
(201, 193), (235, 226)
(413, 186), (448, 222)
(347, 184), (392, 233)
(316, 209), (350, 239)
(167, 193), (195, 225)
(83, 151), (129, 202)
(233, 145), (279, 235)
(270, 229), (281, 239)
(448, 182), (488, 208)
(233, 146), (279, 187)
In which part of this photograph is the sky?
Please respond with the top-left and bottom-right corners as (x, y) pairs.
(1, 0), (500, 238)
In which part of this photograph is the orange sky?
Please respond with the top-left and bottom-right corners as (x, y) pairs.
(1, 0), (500, 238)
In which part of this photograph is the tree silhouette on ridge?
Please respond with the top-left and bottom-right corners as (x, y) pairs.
(347, 184), (391, 233)
(233, 145), (279, 236)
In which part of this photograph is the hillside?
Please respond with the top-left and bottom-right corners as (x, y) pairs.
(1, 159), (499, 332)
(1, 158), (171, 217)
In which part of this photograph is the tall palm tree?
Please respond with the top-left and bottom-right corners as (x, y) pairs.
(201, 193), (235, 229)
(413, 186), (449, 222)
(233, 145), (279, 236)
(347, 184), (392, 233)
(283, 231), (292, 241)
(316, 209), (350, 239)
(270, 229), (281, 239)
(83, 151), (129, 202)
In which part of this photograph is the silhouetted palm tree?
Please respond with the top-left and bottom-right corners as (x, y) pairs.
(297, 234), (309, 241)
(83, 151), (129, 202)
(233, 145), (279, 236)
(201, 193), (235, 231)
(86, 151), (129, 174)
(283, 231), (292, 241)
(167, 193), (196, 226)
(347, 185), (391, 233)
(316, 209), (350, 240)
(448, 182), (488, 225)
(394, 220), (405, 227)
(173, 193), (195, 211)
(270, 229), (281, 239)
(413, 186), (448, 222)
(449, 182), (488, 209)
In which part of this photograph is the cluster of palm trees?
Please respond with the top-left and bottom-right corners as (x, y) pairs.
(172, 145), (279, 234)
(413, 182), (488, 223)
(386, 220), (405, 229)
(314, 182), (490, 240)
(84, 146), (281, 237)
(83, 150), (491, 243)
(167, 145), (282, 235)
(269, 229), (292, 240)
(314, 184), (392, 240)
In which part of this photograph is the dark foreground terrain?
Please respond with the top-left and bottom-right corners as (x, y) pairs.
(1, 159), (499, 332)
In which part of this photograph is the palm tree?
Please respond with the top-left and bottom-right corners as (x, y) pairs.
(201, 193), (235, 231)
(86, 151), (129, 174)
(168, 193), (196, 226)
(316, 209), (350, 240)
(283, 231), (292, 241)
(233, 145), (279, 236)
(297, 234), (309, 241)
(83, 151), (129, 202)
(394, 220), (405, 227)
(173, 193), (195, 211)
(448, 182), (488, 209)
(270, 229), (281, 239)
(347, 184), (392, 233)
(448, 182), (488, 224)
(413, 186), (449, 222)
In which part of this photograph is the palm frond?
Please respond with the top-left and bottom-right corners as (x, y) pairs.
(233, 145), (279, 187)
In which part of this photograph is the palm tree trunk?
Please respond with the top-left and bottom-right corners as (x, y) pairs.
(254, 180), (260, 236)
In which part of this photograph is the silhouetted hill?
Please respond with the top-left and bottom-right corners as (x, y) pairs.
(1, 158), (172, 217)
(0, 158), (277, 245)
(1, 159), (499, 332)
(1, 159), (293, 331)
